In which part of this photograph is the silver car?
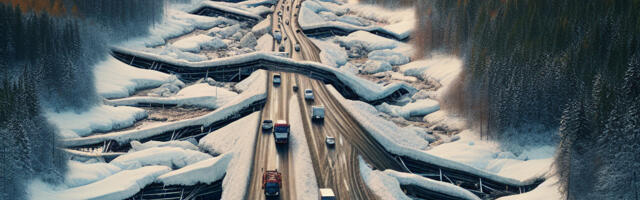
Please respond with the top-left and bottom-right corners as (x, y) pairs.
(325, 136), (335, 146)
(304, 89), (314, 100)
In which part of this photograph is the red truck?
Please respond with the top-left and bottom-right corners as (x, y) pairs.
(273, 120), (290, 144)
(262, 169), (282, 197)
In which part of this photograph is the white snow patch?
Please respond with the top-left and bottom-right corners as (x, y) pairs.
(497, 175), (561, 200)
(62, 70), (267, 147)
(172, 34), (227, 53)
(157, 153), (233, 186)
(94, 57), (174, 99)
(110, 147), (213, 170)
(288, 97), (320, 200)
(423, 110), (467, 131)
(106, 83), (238, 109)
(368, 49), (410, 66)
(362, 60), (392, 74)
(311, 38), (348, 68)
(359, 157), (410, 200)
(199, 112), (260, 200)
(256, 33), (274, 51)
(129, 140), (200, 152)
(252, 15), (273, 37)
(337, 31), (403, 52)
(426, 130), (554, 182)
(376, 99), (440, 119)
(29, 166), (171, 200)
(399, 56), (463, 98)
(46, 105), (147, 139)
(64, 160), (122, 188)
(386, 170), (481, 200)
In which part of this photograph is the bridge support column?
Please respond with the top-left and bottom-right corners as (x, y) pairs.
(479, 177), (483, 193)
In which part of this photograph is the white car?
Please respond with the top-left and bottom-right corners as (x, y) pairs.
(304, 89), (314, 100)
(325, 136), (335, 146)
(262, 120), (273, 130)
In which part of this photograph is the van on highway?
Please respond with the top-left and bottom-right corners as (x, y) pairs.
(273, 73), (281, 85)
(311, 105), (325, 121)
(295, 43), (301, 51)
(320, 188), (336, 200)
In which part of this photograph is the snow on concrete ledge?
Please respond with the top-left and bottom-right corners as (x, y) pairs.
(54, 166), (171, 200)
(109, 147), (213, 170)
(359, 156), (479, 200)
(105, 83), (238, 109)
(62, 70), (267, 148)
(95, 57), (175, 99)
(46, 105), (147, 139)
(157, 153), (232, 186)
(386, 170), (481, 200)
(129, 140), (200, 152)
(199, 112), (260, 200)
(327, 86), (542, 186)
(359, 156), (410, 200)
(112, 46), (415, 102)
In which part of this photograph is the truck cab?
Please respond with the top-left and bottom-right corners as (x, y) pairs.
(312, 105), (325, 121)
(263, 170), (282, 197)
(273, 120), (290, 144)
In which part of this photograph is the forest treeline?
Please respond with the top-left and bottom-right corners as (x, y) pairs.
(0, 1), (176, 199)
(409, 0), (640, 199)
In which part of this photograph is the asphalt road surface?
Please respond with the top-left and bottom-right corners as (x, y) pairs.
(247, 0), (404, 199)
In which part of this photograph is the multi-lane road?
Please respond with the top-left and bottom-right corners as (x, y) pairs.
(247, 0), (404, 199)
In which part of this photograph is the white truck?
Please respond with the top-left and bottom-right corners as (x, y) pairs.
(320, 188), (336, 200)
(311, 105), (325, 121)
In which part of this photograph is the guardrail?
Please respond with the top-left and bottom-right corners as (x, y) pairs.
(302, 26), (409, 42)
(191, 4), (261, 26)
(126, 178), (223, 200)
(110, 49), (410, 105)
(397, 156), (544, 199)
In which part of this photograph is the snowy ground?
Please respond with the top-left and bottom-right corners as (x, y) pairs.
(46, 105), (148, 139)
(298, 0), (414, 40)
(199, 112), (260, 200)
(359, 157), (480, 200)
(61, 70), (267, 148)
(121, 1), (275, 62)
(106, 81), (239, 109)
(95, 56), (177, 99)
(29, 140), (231, 200)
(288, 96), (320, 199)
